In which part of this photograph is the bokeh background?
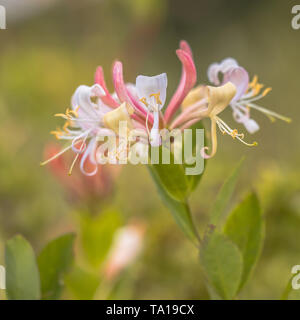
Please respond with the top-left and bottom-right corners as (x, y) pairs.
(0, 0), (299, 299)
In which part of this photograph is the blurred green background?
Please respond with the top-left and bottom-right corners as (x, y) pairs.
(0, 0), (299, 299)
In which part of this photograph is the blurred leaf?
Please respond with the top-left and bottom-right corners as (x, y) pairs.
(38, 233), (75, 300)
(210, 158), (244, 226)
(5, 235), (40, 300)
(224, 193), (264, 292)
(148, 165), (199, 244)
(200, 232), (243, 300)
(64, 265), (100, 300)
(80, 208), (122, 269)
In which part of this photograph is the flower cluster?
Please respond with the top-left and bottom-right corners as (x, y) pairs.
(42, 40), (290, 174)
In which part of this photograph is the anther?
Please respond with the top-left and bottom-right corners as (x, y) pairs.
(139, 97), (149, 107)
(262, 87), (272, 97)
(150, 92), (162, 105)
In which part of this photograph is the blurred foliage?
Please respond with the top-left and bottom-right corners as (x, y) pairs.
(0, 0), (299, 299)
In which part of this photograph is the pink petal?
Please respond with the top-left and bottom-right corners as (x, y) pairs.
(95, 66), (120, 108)
(164, 49), (197, 123)
(180, 40), (193, 58)
(113, 61), (152, 122)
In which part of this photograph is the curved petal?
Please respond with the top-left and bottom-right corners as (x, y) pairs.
(95, 66), (120, 108)
(219, 58), (239, 73)
(71, 84), (104, 118)
(179, 40), (193, 58)
(164, 49), (197, 123)
(113, 61), (150, 120)
(80, 138), (98, 176)
(207, 58), (239, 86)
(207, 63), (221, 85)
(207, 82), (237, 116)
(223, 67), (249, 102)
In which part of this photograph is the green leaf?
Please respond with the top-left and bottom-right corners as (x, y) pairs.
(184, 120), (206, 192)
(5, 235), (40, 300)
(148, 165), (200, 244)
(80, 208), (122, 269)
(210, 157), (244, 226)
(37, 233), (75, 300)
(224, 193), (264, 292)
(64, 265), (100, 300)
(200, 232), (243, 300)
(150, 148), (190, 202)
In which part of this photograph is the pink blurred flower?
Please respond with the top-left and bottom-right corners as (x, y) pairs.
(44, 143), (120, 204)
(103, 222), (145, 280)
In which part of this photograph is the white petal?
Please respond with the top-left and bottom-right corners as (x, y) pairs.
(219, 58), (239, 73)
(80, 138), (98, 176)
(72, 85), (104, 110)
(71, 84), (106, 120)
(136, 73), (167, 108)
(208, 58), (239, 86)
(243, 118), (260, 134)
(207, 63), (221, 85)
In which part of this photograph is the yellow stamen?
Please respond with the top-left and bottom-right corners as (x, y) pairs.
(253, 83), (264, 95)
(139, 97), (148, 107)
(54, 113), (69, 120)
(68, 153), (79, 176)
(231, 129), (238, 139)
(63, 121), (70, 132)
(67, 108), (79, 118)
(249, 75), (258, 88)
(50, 129), (63, 140)
(55, 107), (79, 120)
(262, 87), (272, 97)
(150, 92), (162, 105)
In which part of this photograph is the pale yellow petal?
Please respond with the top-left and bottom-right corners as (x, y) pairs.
(103, 102), (134, 133)
(208, 82), (237, 116)
(182, 85), (207, 110)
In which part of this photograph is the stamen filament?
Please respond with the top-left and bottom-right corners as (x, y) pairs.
(246, 102), (292, 123)
(40, 144), (73, 166)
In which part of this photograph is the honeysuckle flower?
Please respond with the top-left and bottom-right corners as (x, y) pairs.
(207, 58), (291, 133)
(41, 83), (134, 175)
(136, 73), (168, 146)
(178, 82), (257, 158)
